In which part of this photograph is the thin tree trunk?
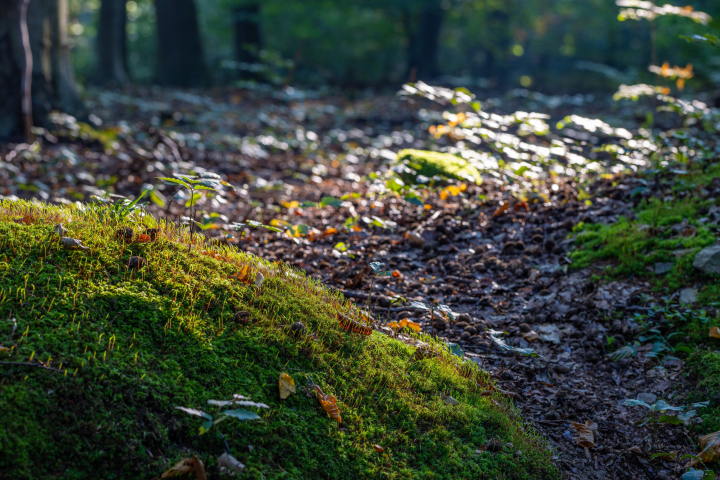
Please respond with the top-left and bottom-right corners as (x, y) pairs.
(96, 0), (127, 86)
(155, 0), (206, 87)
(234, 3), (261, 80)
(0, 0), (83, 141)
(405, 0), (444, 81)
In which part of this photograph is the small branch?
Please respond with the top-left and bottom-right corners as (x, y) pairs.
(0, 361), (64, 373)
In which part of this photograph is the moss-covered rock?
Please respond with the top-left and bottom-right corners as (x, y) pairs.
(0, 200), (555, 480)
(396, 149), (483, 185)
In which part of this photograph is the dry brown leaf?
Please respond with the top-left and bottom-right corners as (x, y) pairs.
(521, 330), (540, 342)
(135, 234), (152, 243)
(373, 444), (385, 453)
(314, 385), (341, 423)
(229, 265), (253, 284)
(0, 346), (9, 354)
(279, 372), (296, 400)
(492, 202), (510, 218)
(687, 431), (720, 468)
(572, 420), (595, 449)
(160, 456), (207, 480)
(710, 327), (720, 339)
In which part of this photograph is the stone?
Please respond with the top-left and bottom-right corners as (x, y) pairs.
(433, 318), (447, 331)
(538, 323), (561, 344)
(636, 392), (657, 405)
(693, 243), (720, 275)
(127, 256), (146, 269)
(291, 321), (306, 337)
(679, 288), (697, 305)
(654, 262), (673, 275)
(486, 438), (503, 452)
(555, 363), (572, 375)
(457, 312), (472, 323)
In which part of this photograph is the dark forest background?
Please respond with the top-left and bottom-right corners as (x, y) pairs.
(69, 0), (720, 92)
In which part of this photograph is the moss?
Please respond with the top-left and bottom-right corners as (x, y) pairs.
(687, 349), (720, 433)
(0, 200), (556, 480)
(396, 149), (483, 185)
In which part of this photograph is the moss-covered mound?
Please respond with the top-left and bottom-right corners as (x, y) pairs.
(0, 200), (555, 480)
(396, 149), (483, 185)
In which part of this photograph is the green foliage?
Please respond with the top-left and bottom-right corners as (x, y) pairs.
(0, 199), (557, 480)
(395, 149), (483, 185)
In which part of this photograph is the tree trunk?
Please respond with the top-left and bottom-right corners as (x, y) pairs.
(405, 0), (444, 81)
(234, 3), (261, 80)
(155, 0), (206, 87)
(96, 0), (127, 86)
(0, 0), (83, 142)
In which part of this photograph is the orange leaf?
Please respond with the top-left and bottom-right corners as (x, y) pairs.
(388, 321), (399, 329)
(492, 203), (510, 218)
(391, 270), (401, 278)
(373, 444), (386, 453)
(135, 234), (152, 243)
(710, 327), (720, 339)
(229, 265), (253, 284)
(160, 456), (207, 480)
(513, 201), (529, 212)
(399, 319), (421, 332)
(314, 385), (341, 423)
(323, 227), (338, 236)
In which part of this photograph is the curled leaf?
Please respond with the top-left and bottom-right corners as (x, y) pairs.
(160, 456), (207, 480)
(373, 444), (386, 453)
(572, 420), (596, 449)
(687, 431), (720, 468)
(314, 385), (341, 423)
(279, 372), (296, 400)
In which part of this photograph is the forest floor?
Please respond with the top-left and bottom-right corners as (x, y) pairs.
(2, 85), (720, 479)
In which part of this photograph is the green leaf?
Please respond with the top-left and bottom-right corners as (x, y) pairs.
(607, 345), (637, 362)
(370, 262), (385, 273)
(194, 185), (217, 191)
(157, 177), (190, 189)
(682, 469), (707, 480)
(222, 409), (262, 421)
(150, 190), (167, 208)
(176, 406), (212, 420)
(185, 193), (202, 207)
(404, 193), (424, 207)
(448, 343), (464, 358)
(199, 420), (214, 435)
(657, 414), (683, 425)
(301, 201), (318, 208)
(334, 242), (347, 252)
(623, 399), (653, 409)
(320, 196), (343, 208)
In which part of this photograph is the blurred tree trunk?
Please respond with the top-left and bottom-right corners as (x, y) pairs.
(0, 0), (83, 141)
(155, 0), (206, 87)
(234, 3), (261, 80)
(96, 0), (127, 86)
(404, 0), (444, 81)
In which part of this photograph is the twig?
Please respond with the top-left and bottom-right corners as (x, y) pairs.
(0, 361), (63, 373)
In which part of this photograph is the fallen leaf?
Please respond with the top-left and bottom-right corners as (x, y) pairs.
(255, 272), (265, 289)
(710, 327), (720, 339)
(521, 330), (540, 342)
(492, 202), (510, 218)
(337, 312), (373, 336)
(60, 237), (90, 251)
(217, 452), (245, 475)
(160, 456), (207, 480)
(398, 318), (421, 332)
(279, 372), (296, 400)
(229, 265), (253, 284)
(391, 270), (401, 278)
(0, 346), (9, 354)
(373, 444), (385, 453)
(687, 431), (720, 468)
(135, 233), (152, 243)
(314, 385), (341, 423)
(572, 420), (595, 448)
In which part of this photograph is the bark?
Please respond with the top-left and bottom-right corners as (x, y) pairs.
(405, 0), (444, 81)
(234, 3), (261, 79)
(0, 0), (83, 142)
(95, 0), (127, 86)
(155, 0), (206, 87)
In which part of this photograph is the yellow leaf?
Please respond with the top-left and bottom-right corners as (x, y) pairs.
(398, 319), (421, 332)
(279, 372), (296, 400)
(282, 200), (300, 209)
(710, 327), (720, 339)
(440, 190), (449, 201)
(270, 218), (288, 227)
(229, 265), (253, 284)
(387, 321), (399, 329)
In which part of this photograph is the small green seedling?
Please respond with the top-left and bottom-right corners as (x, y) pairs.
(409, 300), (454, 337)
(624, 398), (709, 450)
(177, 394), (268, 436)
(488, 329), (539, 357)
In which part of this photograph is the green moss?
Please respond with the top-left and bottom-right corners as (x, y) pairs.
(0, 200), (556, 480)
(687, 349), (720, 433)
(397, 149), (483, 185)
